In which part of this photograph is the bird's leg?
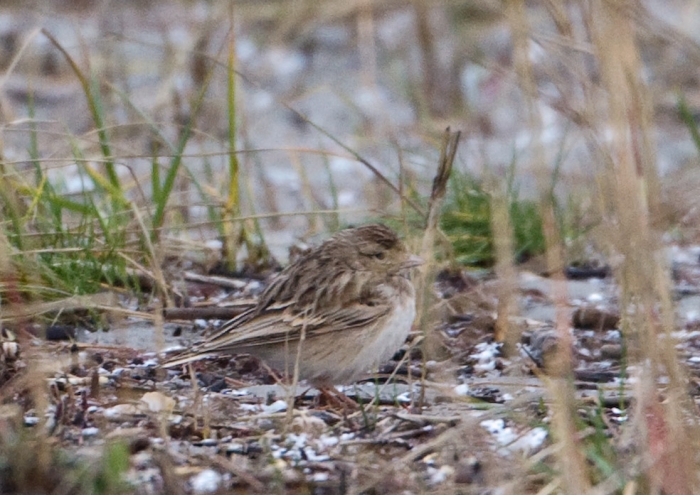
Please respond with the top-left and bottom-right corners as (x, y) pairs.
(258, 360), (285, 385)
(316, 387), (359, 411)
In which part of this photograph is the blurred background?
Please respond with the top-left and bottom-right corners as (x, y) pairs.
(4, 0), (699, 264)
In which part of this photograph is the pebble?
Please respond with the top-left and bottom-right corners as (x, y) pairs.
(572, 305), (619, 330)
(82, 427), (100, 437)
(600, 344), (623, 359)
(24, 416), (39, 426)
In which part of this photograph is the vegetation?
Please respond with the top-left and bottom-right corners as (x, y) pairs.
(441, 169), (546, 266)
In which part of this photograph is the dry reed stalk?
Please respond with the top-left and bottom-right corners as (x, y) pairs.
(413, 0), (440, 117)
(586, 2), (699, 491)
(413, 0), (459, 118)
(0, 231), (52, 491)
(289, 151), (320, 235)
(416, 128), (460, 395)
(485, 176), (517, 353)
(0, 232), (10, 337)
(223, 2), (243, 270)
(232, 114), (280, 263)
(154, 298), (165, 357)
(358, 0), (378, 89)
(506, 1), (591, 492)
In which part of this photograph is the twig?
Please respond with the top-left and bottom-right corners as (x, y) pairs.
(211, 456), (266, 492)
(350, 390), (543, 495)
(183, 271), (250, 290)
(163, 307), (248, 321)
(417, 127), (461, 403)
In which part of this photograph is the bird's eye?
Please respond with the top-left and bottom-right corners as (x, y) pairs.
(373, 252), (385, 260)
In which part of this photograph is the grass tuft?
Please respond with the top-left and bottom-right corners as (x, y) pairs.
(440, 169), (546, 267)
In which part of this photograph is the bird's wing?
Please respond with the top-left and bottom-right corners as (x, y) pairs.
(193, 295), (393, 354)
(160, 306), (260, 368)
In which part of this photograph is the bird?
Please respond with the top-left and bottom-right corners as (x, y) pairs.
(163, 224), (423, 388)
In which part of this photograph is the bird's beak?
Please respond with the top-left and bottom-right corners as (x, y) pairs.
(401, 254), (424, 270)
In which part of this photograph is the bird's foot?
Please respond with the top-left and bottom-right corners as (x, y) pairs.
(316, 387), (359, 412)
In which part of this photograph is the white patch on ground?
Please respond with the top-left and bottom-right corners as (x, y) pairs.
(428, 465), (455, 485)
(480, 418), (548, 455)
(311, 472), (329, 482)
(204, 239), (223, 250)
(261, 399), (288, 414)
(82, 427), (99, 437)
(190, 469), (222, 494)
(587, 293), (604, 302)
(239, 403), (260, 412)
(471, 342), (501, 373)
(221, 388), (249, 397)
(611, 407), (628, 423)
(24, 416), (39, 426)
(453, 383), (470, 396)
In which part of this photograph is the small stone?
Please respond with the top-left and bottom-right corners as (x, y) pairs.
(257, 419), (275, 431)
(600, 344), (623, 360)
(572, 306), (619, 330)
(207, 378), (227, 393)
(291, 414), (326, 436)
(104, 404), (141, 419)
(454, 457), (482, 484)
(45, 325), (76, 341)
(140, 391), (176, 413)
(2, 342), (19, 359)
(81, 427), (99, 437)
(23, 416), (39, 426)
(525, 327), (558, 369)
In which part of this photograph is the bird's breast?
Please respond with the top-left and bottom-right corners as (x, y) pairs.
(365, 287), (416, 364)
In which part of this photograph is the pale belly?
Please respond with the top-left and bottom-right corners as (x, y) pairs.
(250, 293), (417, 386)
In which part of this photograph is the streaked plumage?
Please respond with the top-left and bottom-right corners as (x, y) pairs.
(164, 224), (421, 387)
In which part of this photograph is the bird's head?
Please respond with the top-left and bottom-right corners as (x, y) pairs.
(326, 224), (423, 276)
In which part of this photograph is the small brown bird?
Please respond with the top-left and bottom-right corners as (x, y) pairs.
(164, 224), (422, 388)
